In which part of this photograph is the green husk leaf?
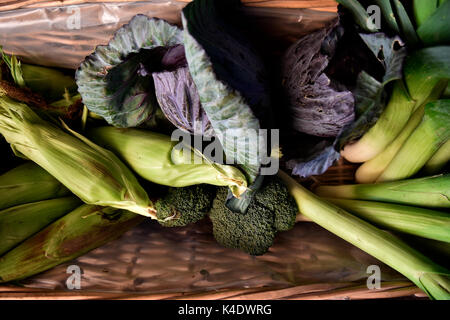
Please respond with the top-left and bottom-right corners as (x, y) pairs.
(0, 162), (70, 211)
(87, 126), (248, 198)
(0, 96), (156, 218)
(0, 47), (25, 88)
(0, 197), (81, 255)
(0, 204), (144, 283)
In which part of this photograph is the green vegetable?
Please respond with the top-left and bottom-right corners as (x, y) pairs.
(1, 47), (77, 102)
(0, 97), (156, 218)
(392, 0), (420, 47)
(341, 81), (415, 164)
(374, 0), (400, 34)
(378, 100), (450, 182)
(417, 0), (450, 46)
(76, 15), (182, 128)
(0, 204), (144, 283)
(0, 197), (81, 255)
(182, 0), (271, 185)
(87, 126), (248, 198)
(279, 170), (450, 300)
(0, 47), (25, 87)
(315, 174), (450, 209)
(342, 46), (450, 164)
(413, 0), (439, 27)
(155, 184), (217, 227)
(355, 81), (446, 183)
(0, 162), (70, 210)
(336, 0), (379, 32)
(324, 198), (450, 243)
(20, 64), (77, 103)
(423, 140), (450, 174)
(208, 175), (298, 256)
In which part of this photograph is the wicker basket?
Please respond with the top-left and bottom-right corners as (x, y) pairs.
(0, 0), (428, 300)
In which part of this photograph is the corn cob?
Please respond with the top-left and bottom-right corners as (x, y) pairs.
(0, 204), (144, 283)
(0, 162), (70, 210)
(324, 198), (450, 243)
(87, 126), (248, 198)
(0, 96), (156, 218)
(0, 196), (81, 255)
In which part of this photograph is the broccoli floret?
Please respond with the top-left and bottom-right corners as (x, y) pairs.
(155, 184), (217, 227)
(208, 175), (298, 256)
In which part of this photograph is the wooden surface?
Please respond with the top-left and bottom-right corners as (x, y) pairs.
(0, 282), (426, 300)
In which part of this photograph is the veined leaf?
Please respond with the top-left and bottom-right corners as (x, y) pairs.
(182, 0), (271, 183)
(76, 15), (183, 128)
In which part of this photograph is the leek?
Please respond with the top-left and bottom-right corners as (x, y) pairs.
(377, 100), (450, 182)
(279, 170), (450, 300)
(315, 174), (450, 209)
(341, 46), (450, 164)
(324, 198), (450, 243)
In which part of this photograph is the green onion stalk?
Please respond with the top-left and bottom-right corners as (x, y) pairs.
(279, 170), (450, 300)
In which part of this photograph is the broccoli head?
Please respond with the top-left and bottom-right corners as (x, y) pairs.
(208, 175), (298, 256)
(155, 184), (217, 227)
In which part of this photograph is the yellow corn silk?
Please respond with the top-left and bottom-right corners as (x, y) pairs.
(0, 96), (156, 218)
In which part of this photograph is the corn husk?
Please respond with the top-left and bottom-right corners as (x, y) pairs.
(0, 162), (70, 210)
(0, 196), (81, 255)
(0, 204), (144, 283)
(0, 96), (156, 218)
(88, 126), (248, 198)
